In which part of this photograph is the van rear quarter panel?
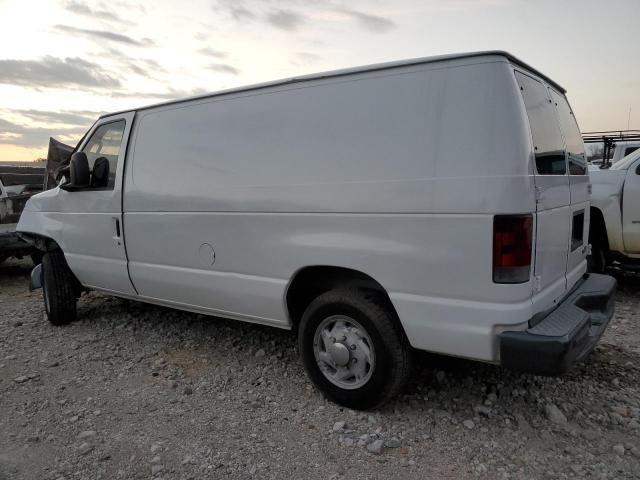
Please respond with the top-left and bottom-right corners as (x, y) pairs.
(123, 57), (536, 361)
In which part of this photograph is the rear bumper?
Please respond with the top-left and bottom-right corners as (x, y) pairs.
(499, 273), (616, 375)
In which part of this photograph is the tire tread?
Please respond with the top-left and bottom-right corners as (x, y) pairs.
(42, 251), (77, 325)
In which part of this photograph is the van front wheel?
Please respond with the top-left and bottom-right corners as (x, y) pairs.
(42, 251), (77, 326)
(298, 289), (411, 409)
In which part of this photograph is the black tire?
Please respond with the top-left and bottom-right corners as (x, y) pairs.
(587, 243), (606, 274)
(298, 288), (412, 409)
(0, 256), (6, 265)
(42, 251), (77, 325)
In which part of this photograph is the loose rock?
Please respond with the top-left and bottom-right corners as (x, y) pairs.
(545, 404), (567, 424)
(76, 430), (97, 440)
(366, 439), (384, 455)
(385, 438), (401, 448)
(78, 443), (93, 456)
(462, 420), (475, 430)
(332, 421), (346, 432)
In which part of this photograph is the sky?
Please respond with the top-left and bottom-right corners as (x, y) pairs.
(0, 0), (638, 162)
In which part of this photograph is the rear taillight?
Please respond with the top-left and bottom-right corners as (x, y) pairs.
(493, 214), (533, 284)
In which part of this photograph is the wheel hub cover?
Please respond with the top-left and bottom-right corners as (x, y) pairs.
(328, 342), (350, 366)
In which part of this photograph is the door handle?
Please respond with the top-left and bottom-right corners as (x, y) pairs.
(114, 217), (121, 238)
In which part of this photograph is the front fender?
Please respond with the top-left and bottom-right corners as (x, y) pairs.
(17, 209), (67, 252)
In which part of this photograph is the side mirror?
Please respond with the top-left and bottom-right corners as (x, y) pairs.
(70, 152), (90, 186)
(61, 152), (90, 190)
(91, 157), (110, 188)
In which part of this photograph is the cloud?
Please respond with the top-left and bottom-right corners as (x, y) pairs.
(198, 47), (228, 59)
(62, 0), (131, 25)
(229, 5), (255, 21)
(101, 48), (166, 78)
(12, 110), (101, 126)
(341, 8), (395, 33)
(216, 2), (390, 34)
(128, 64), (149, 77)
(110, 87), (209, 100)
(138, 58), (165, 74)
(0, 56), (121, 88)
(54, 25), (154, 46)
(208, 63), (240, 75)
(266, 9), (305, 31)
(213, 1), (255, 21)
(0, 118), (86, 148)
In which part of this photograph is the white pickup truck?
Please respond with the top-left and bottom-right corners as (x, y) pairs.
(589, 148), (640, 271)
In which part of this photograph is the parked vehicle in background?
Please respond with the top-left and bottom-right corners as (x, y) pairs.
(584, 130), (640, 170)
(18, 51), (616, 408)
(0, 164), (45, 265)
(589, 147), (640, 272)
(613, 141), (640, 162)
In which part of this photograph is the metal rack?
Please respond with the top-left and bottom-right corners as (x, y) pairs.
(582, 130), (640, 168)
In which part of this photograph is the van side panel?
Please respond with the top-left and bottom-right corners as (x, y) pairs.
(123, 58), (535, 361)
(125, 58), (531, 213)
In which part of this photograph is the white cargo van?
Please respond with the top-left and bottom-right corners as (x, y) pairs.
(18, 51), (616, 408)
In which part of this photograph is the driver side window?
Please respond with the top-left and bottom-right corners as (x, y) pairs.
(82, 120), (125, 189)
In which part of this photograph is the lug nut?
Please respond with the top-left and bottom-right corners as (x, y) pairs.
(350, 344), (356, 350)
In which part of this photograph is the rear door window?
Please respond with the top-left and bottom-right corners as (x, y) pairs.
(515, 71), (566, 175)
(550, 89), (586, 175)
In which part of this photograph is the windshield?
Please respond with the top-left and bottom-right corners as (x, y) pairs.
(611, 148), (640, 170)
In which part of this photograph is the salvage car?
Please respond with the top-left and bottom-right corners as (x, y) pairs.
(17, 51), (616, 408)
(0, 164), (45, 265)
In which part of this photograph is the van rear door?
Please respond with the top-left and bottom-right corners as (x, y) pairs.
(515, 71), (571, 309)
(549, 89), (589, 285)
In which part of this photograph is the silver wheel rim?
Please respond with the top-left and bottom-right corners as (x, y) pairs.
(313, 315), (375, 390)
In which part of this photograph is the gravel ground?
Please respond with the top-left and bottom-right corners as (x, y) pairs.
(1, 258), (639, 480)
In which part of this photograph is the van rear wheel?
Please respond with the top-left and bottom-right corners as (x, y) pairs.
(298, 289), (411, 409)
(42, 251), (77, 326)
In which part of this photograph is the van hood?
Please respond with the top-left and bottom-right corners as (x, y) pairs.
(21, 187), (62, 213)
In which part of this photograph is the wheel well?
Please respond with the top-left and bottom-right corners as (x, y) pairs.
(589, 207), (609, 251)
(17, 233), (61, 252)
(285, 266), (396, 330)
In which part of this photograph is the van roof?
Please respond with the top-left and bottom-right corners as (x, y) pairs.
(101, 50), (564, 119)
